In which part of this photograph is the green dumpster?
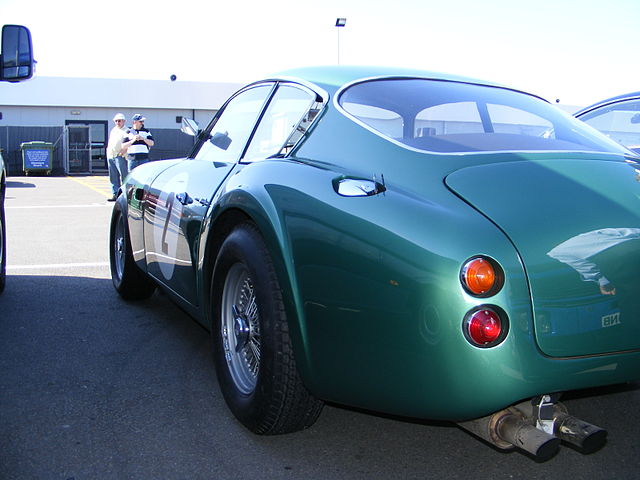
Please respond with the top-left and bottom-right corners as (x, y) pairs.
(21, 141), (53, 175)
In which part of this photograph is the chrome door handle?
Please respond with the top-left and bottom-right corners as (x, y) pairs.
(334, 177), (386, 197)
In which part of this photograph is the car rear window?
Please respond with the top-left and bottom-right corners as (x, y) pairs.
(339, 78), (629, 155)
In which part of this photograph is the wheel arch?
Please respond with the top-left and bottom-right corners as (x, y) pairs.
(201, 196), (315, 387)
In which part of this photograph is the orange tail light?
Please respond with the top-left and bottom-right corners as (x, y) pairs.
(461, 256), (504, 297)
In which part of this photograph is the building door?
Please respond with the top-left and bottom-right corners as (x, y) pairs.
(65, 125), (91, 174)
(65, 120), (108, 173)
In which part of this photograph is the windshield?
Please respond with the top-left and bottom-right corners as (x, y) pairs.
(339, 78), (629, 155)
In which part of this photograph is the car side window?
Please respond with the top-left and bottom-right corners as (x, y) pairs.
(242, 84), (317, 162)
(195, 84), (273, 163)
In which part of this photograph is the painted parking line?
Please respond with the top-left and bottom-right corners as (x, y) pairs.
(7, 203), (112, 209)
(68, 175), (113, 199)
(7, 261), (110, 271)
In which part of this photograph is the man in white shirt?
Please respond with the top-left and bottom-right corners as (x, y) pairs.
(106, 113), (128, 201)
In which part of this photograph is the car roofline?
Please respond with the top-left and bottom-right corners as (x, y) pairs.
(575, 91), (640, 117)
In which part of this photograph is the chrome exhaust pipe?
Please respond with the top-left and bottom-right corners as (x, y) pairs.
(552, 411), (607, 453)
(495, 412), (561, 461)
(513, 400), (608, 454)
(458, 408), (560, 460)
(458, 396), (607, 459)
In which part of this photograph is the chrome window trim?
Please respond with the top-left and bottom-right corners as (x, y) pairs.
(263, 76), (329, 104)
(191, 82), (277, 160)
(575, 94), (640, 119)
(240, 80), (327, 164)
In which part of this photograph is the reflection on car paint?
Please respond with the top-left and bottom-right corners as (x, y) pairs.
(547, 228), (640, 296)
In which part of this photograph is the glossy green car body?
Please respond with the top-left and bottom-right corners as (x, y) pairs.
(113, 66), (640, 424)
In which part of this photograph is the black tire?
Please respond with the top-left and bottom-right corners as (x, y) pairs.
(0, 183), (6, 294)
(109, 199), (156, 300)
(211, 223), (323, 434)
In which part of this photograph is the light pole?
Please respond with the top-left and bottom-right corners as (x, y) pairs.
(335, 18), (346, 64)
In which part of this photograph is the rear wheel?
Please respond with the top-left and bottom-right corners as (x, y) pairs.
(109, 200), (156, 300)
(211, 223), (323, 434)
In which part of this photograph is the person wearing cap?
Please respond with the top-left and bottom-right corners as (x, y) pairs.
(106, 113), (129, 201)
(121, 113), (155, 171)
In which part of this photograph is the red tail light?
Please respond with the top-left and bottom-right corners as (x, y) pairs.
(461, 256), (504, 297)
(463, 307), (508, 347)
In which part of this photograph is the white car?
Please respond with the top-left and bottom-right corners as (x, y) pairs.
(575, 91), (640, 155)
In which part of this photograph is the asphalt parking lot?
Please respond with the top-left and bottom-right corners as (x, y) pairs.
(1, 175), (639, 480)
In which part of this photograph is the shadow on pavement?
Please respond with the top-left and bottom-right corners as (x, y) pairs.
(6, 180), (36, 188)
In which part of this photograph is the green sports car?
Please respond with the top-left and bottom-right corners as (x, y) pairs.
(110, 66), (640, 460)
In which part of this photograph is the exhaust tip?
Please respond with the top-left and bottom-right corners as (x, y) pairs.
(574, 428), (607, 454)
(533, 436), (561, 462)
(457, 397), (608, 460)
(497, 413), (561, 461)
(554, 413), (608, 454)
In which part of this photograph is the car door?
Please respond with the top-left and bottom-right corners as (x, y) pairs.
(144, 83), (275, 305)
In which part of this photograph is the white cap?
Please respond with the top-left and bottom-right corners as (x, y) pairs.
(113, 113), (125, 121)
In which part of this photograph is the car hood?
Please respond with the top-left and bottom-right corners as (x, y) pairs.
(445, 157), (640, 357)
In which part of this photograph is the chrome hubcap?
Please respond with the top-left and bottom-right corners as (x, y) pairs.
(233, 305), (251, 353)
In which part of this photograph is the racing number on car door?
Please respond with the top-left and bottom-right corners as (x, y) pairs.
(160, 192), (175, 255)
(150, 172), (187, 283)
(145, 161), (236, 306)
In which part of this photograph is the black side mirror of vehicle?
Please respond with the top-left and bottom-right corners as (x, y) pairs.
(1, 25), (34, 82)
(211, 131), (232, 151)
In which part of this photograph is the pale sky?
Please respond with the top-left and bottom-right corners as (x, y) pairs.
(1, 0), (638, 107)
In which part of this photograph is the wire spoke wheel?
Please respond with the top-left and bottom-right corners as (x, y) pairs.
(109, 200), (155, 300)
(212, 223), (323, 434)
(221, 264), (261, 395)
(113, 212), (126, 282)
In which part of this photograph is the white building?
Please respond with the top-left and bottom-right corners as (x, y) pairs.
(0, 76), (243, 174)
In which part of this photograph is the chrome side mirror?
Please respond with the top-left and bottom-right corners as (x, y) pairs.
(181, 117), (200, 136)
